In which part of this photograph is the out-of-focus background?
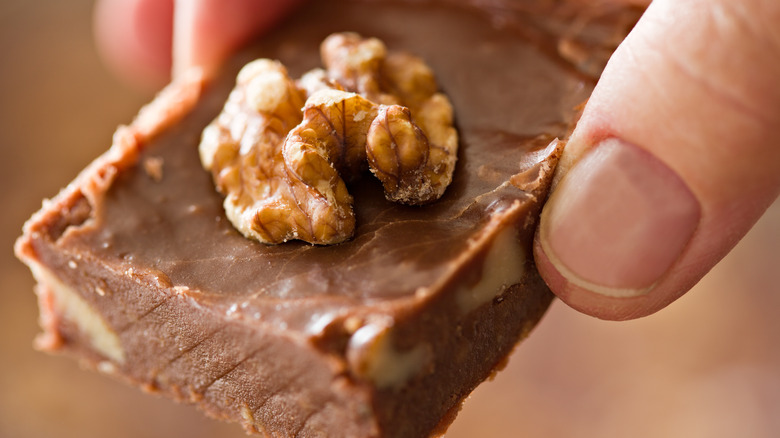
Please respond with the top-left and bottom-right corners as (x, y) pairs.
(2, 1), (778, 437)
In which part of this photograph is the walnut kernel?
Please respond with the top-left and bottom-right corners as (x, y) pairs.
(199, 33), (458, 244)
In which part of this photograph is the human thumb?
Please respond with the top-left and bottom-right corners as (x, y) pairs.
(534, 0), (780, 320)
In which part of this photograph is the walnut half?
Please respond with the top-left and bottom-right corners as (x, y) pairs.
(199, 33), (458, 245)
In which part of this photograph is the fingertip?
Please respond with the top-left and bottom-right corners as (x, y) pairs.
(172, 0), (304, 79)
(536, 0), (780, 321)
(533, 137), (703, 321)
(94, 0), (173, 90)
(533, 237), (672, 321)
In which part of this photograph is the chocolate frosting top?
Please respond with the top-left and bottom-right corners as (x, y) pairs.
(58, 0), (639, 330)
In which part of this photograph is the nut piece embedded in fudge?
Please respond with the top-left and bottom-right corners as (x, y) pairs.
(14, 1), (643, 437)
(199, 32), (458, 245)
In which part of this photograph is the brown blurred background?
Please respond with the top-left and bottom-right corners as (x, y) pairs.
(1, 1), (778, 437)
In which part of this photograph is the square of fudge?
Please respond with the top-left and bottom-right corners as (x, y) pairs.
(15, 1), (640, 437)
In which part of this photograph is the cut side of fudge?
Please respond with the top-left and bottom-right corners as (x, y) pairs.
(15, 1), (641, 437)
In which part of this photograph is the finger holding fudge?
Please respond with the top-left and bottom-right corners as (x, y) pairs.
(94, 0), (302, 89)
(535, 0), (780, 320)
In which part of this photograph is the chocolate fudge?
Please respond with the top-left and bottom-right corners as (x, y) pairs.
(15, 1), (640, 437)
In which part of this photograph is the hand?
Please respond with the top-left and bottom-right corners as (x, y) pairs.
(534, 0), (780, 320)
(94, 0), (301, 89)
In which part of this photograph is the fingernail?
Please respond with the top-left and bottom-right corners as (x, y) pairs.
(538, 138), (700, 297)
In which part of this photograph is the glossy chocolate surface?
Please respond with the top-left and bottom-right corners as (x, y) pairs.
(60, 0), (627, 325)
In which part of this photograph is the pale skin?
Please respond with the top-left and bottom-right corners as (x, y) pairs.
(94, 0), (780, 321)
